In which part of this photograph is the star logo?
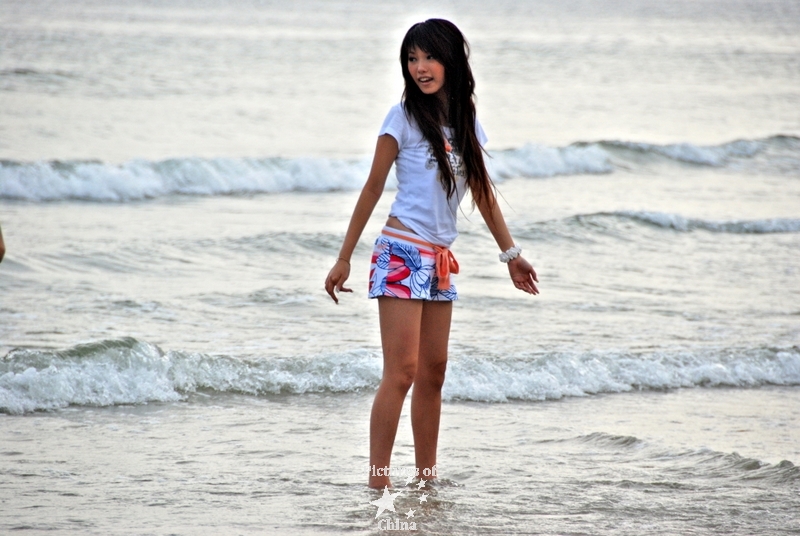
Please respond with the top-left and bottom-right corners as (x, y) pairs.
(419, 492), (429, 504)
(416, 479), (426, 490)
(406, 509), (415, 518)
(404, 474), (416, 486)
(370, 486), (403, 518)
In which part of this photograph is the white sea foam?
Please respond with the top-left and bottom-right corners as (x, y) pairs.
(488, 142), (614, 179)
(604, 139), (764, 166)
(0, 339), (382, 414)
(2, 135), (795, 202)
(0, 156), (375, 201)
(442, 349), (800, 402)
(610, 211), (800, 233)
(2, 339), (798, 414)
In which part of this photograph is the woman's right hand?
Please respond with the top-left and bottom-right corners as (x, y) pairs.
(324, 259), (352, 304)
(508, 255), (539, 295)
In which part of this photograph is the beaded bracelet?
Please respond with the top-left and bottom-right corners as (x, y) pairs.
(498, 244), (522, 263)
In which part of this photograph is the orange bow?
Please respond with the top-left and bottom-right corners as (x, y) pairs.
(433, 246), (459, 290)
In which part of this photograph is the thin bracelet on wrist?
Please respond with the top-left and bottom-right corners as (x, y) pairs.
(499, 244), (522, 263)
(337, 257), (351, 266)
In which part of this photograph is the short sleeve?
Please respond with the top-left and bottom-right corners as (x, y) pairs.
(378, 104), (409, 148)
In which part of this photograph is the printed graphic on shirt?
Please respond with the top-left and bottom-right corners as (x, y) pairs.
(425, 136), (465, 179)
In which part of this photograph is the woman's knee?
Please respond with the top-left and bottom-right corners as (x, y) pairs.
(418, 359), (447, 390)
(384, 360), (418, 392)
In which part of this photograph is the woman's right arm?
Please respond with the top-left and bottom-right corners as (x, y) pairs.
(324, 134), (399, 303)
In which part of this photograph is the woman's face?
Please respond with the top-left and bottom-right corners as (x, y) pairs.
(407, 46), (446, 98)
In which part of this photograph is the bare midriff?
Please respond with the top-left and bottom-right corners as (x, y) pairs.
(385, 216), (416, 234)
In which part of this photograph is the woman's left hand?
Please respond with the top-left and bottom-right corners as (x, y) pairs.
(508, 256), (539, 294)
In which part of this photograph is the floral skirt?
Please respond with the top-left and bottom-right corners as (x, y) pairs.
(368, 227), (457, 301)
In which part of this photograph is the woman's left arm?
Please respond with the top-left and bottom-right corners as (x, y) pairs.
(476, 192), (539, 295)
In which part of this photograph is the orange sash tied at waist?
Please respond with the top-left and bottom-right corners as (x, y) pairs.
(381, 228), (460, 290)
(433, 246), (459, 290)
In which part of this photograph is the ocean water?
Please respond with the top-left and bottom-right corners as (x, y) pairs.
(1, 0), (799, 534)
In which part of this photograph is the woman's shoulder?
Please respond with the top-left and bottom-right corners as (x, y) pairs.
(384, 102), (408, 121)
(379, 102), (416, 143)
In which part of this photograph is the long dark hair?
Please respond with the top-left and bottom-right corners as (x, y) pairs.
(400, 19), (494, 208)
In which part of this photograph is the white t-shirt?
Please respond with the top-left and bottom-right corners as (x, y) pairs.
(379, 103), (488, 247)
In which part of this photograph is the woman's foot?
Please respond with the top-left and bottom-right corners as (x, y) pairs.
(368, 475), (392, 489)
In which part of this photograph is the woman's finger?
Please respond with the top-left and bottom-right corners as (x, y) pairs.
(325, 274), (341, 303)
(326, 283), (339, 303)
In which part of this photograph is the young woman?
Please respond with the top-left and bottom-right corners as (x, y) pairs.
(324, 19), (538, 489)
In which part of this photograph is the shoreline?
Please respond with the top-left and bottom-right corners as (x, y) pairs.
(2, 385), (798, 533)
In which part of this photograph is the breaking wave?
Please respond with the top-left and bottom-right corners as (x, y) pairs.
(1, 135), (797, 202)
(589, 211), (800, 234)
(2, 338), (798, 413)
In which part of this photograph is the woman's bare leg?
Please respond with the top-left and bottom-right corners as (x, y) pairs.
(411, 300), (452, 481)
(369, 297), (423, 488)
